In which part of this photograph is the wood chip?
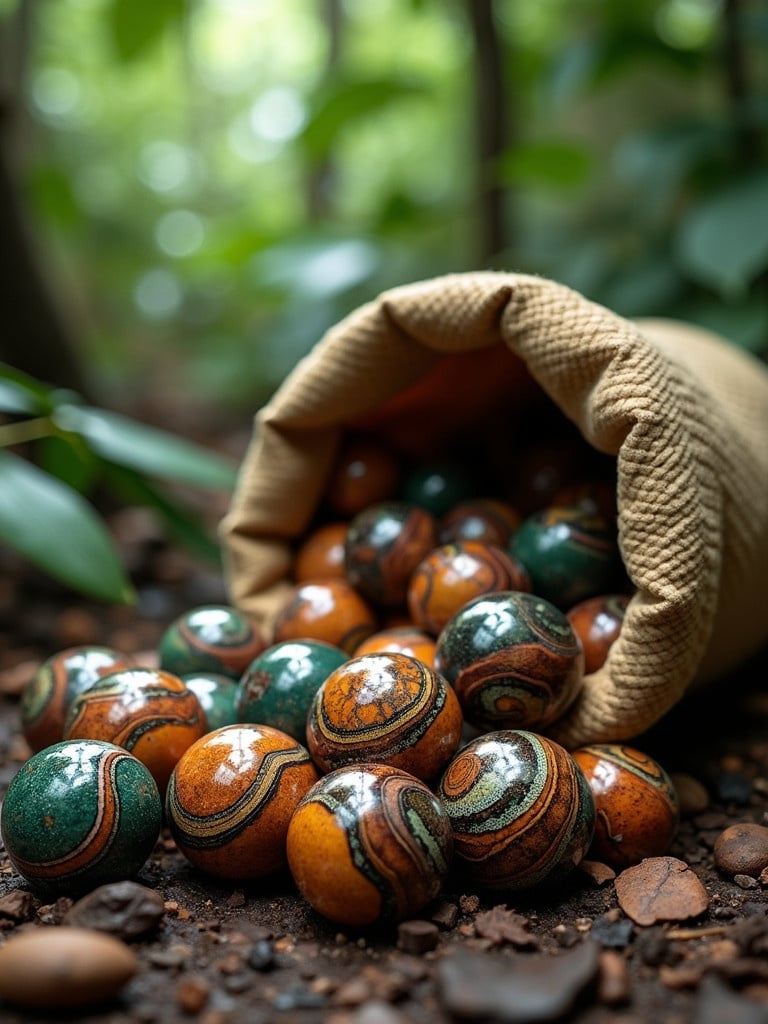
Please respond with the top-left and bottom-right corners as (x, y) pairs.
(474, 905), (539, 949)
(615, 857), (710, 926)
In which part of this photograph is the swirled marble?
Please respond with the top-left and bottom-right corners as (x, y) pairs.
(306, 652), (462, 782)
(566, 594), (630, 674)
(63, 668), (205, 794)
(287, 763), (453, 926)
(434, 591), (583, 731)
(345, 502), (436, 608)
(20, 646), (135, 753)
(0, 739), (162, 898)
(437, 730), (595, 890)
(159, 605), (266, 680)
(354, 626), (437, 668)
(572, 744), (679, 868)
(273, 580), (377, 655)
(408, 541), (531, 636)
(166, 724), (318, 879)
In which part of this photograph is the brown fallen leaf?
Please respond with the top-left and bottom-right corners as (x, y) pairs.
(615, 857), (709, 927)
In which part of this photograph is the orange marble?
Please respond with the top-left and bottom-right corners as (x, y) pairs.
(306, 652), (462, 782)
(407, 541), (531, 636)
(63, 668), (205, 795)
(567, 594), (629, 674)
(572, 744), (679, 868)
(273, 579), (377, 655)
(324, 436), (400, 517)
(439, 499), (522, 547)
(345, 502), (436, 608)
(287, 763), (452, 927)
(354, 626), (436, 668)
(293, 522), (348, 582)
(167, 724), (318, 879)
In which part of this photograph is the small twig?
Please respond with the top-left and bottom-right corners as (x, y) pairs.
(666, 925), (729, 940)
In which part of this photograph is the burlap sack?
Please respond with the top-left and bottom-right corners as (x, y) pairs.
(220, 272), (768, 748)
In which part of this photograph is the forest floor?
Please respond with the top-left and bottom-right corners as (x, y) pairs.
(1, 506), (768, 1024)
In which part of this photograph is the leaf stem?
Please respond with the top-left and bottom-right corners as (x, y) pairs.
(0, 416), (53, 447)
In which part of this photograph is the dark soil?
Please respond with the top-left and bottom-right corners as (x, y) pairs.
(1, 527), (768, 1024)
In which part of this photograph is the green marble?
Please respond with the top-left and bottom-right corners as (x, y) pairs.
(159, 605), (264, 680)
(237, 640), (347, 741)
(434, 590), (583, 732)
(181, 673), (240, 732)
(401, 461), (472, 517)
(0, 739), (162, 898)
(510, 504), (620, 608)
(437, 730), (595, 890)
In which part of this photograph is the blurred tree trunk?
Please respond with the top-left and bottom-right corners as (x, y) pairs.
(466, 0), (510, 264)
(0, 0), (88, 393)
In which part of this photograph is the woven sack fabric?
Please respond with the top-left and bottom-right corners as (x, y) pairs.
(220, 272), (768, 748)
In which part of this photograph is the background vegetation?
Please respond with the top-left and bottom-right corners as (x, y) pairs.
(0, 0), (766, 598)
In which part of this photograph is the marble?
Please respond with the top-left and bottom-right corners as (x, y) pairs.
(306, 652), (463, 782)
(407, 541), (531, 636)
(566, 594), (630, 674)
(345, 502), (436, 608)
(324, 436), (400, 517)
(63, 668), (206, 795)
(437, 730), (595, 890)
(181, 673), (240, 732)
(272, 579), (377, 655)
(439, 499), (522, 547)
(159, 605), (266, 680)
(0, 739), (162, 898)
(166, 724), (318, 879)
(434, 591), (583, 732)
(572, 744), (679, 868)
(236, 640), (347, 741)
(354, 626), (437, 668)
(287, 763), (453, 927)
(293, 522), (348, 582)
(20, 646), (134, 753)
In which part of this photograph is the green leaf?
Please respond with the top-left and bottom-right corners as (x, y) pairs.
(26, 165), (82, 229)
(104, 465), (222, 564)
(497, 141), (593, 189)
(673, 297), (768, 356)
(676, 174), (768, 295)
(300, 76), (427, 161)
(0, 364), (55, 415)
(0, 450), (134, 603)
(106, 0), (186, 63)
(37, 434), (100, 494)
(52, 404), (238, 490)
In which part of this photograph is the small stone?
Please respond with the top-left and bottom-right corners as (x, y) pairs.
(553, 924), (580, 949)
(351, 1002), (410, 1024)
(431, 901), (459, 930)
(636, 928), (680, 967)
(693, 974), (768, 1024)
(436, 941), (600, 1023)
(615, 857), (710, 926)
(65, 881), (165, 940)
(474, 905), (538, 948)
(589, 914), (634, 949)
(578, 860), (616, 886)
(225, 890), (246, 908)
(36, 896), (73, 924)
(248, 939), (275, 971)
(735, 874), (760, 890)
(0, 889), (35, 923)
(659, 964), (702, 990)
(334, 977), (371, 1007)
(597, 950), (630, 1006)
(176, 976), (210, 1014)
(397, 920), (439, 955)
(714, 824), (768, 878)
(0, 927), (137, 1009)
(670, 773), (710, 816)
(715, 772), (753, 805)
(459, 894), (480, 914)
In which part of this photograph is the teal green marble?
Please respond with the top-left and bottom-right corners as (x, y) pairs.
(437, 729), (595, 890)
(0, 739), (162, 898)
(510, 504), (620, 608)
(237, 640), (347, 741)
(434, 591), (583, 732)
(401, 461), (472, 517)
(159, 605), (265, 680)
(181, 673), (240, 732)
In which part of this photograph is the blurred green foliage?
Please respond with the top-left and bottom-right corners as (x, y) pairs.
(2, 0), (763, 419)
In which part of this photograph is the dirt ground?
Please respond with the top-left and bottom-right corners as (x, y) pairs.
(1, 527), (768, 1024)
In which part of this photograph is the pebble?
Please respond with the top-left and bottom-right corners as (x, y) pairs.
(64, 880), (165, 940)
(597, 950), (630, 1006)
(396, 920), (439, 955)
(715, 772), (753, 805)
(248, 939), (276, 971)
(436, 941), (600, 1022)
(431, 901), (459, 930)
(459, 894), (480, 914)
(615, 857), (710, 926)
(0, 889), (35, 924)
(176, 976), (211, 1013)
(735, 874), (761, 890)
(714, 824), (768, 878)
(670, 773), (710, 816)
(0, 927), (137, 1009)
(589, 914), (634, 949)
